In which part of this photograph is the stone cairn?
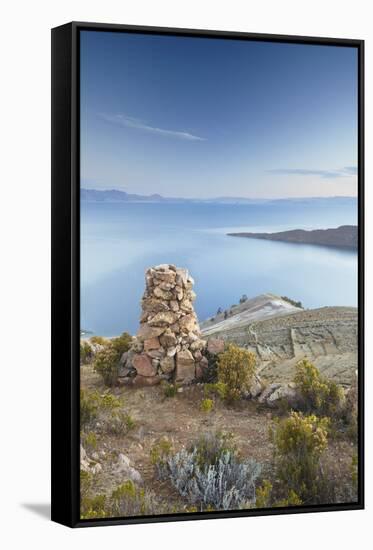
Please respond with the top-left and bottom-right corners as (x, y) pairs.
(119, 264), (209, 387)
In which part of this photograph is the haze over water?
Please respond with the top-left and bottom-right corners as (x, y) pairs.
(80, 198), (357, 336)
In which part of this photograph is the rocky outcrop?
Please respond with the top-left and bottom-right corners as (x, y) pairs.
(119, 264), (208, 386)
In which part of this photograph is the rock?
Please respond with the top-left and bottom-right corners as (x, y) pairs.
(137, 324), (165, 341)
(126, 265), (208, 386)
(247, 374), (264, 399)
(160, 356), (175, 374)
(258, 382), (299, 408)
(152, 286), (173, 300)
(119, 351), (128, 365)
(144, 337), (161, 352)
(132, 375), (162, 387)
(175, 349), (195, 384)
(115, 454), (142, 484)
(266, 383), (298, 407)
(207, 338), (225, 355)
(148, 311), (178, 327)
(160, 329), (177, 348)
(179, 313), (197, 333)
(118, 365), (131, 378)
(132, 354), (157, 377)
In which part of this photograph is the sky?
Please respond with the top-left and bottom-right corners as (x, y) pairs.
(80, 30), (358, 199)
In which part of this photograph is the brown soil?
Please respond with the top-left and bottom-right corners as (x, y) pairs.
(81, 364), (357, 511)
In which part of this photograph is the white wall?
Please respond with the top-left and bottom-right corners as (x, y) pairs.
(0, 0), (370, 547)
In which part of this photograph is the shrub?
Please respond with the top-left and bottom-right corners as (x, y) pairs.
(80, 389), (99, 429)
(109, 480), (160, 517)
(150, 438), (173, 479)
(90, 336), (107, 346)
(255, 479), (273, 508)
(217, 344), (256, 402)
(204, 381), (228, 400)
(105, 411), (135, 436)
(153, 432), (261, 511)
(111, 332), (132, 356)
(294, 359), (345, 417)
(93, 344), (121, 386)
(271, 411), (329, 502)
(163, 383), (178, 398)
(281, 296), (303, 308)
(166, 447), (261, 511)
(81, 493), (107, 519)
(80, 341), (92, 364)
(82, 431), (97, 454)
(200, 351), (219, 383)
(200, 398), (214, 413)
(275, 490), (303, 507)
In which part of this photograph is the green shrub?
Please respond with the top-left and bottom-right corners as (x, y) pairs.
(281, 296), (303, 308)
(150, 438), (173, 478)
(200, 398), (214, 413)
(204, 381), (228, 400)
(90, 336), (107, 346)
(109, 480), (160, 517)
(80, 389), (99, 430)
(255, 479), (273, 508)
(93, 344), (121, 386)
(80, 341), (92, 364)
(271, 411), (329, 502)
(275, 490), (303, 507)
(81, 494), (107, 519)
(82, 431), (97, 454)
(111, 332), (132, 355)
(192, 432), (237, 470)
(163, 383), (178, 398)
(217, 343), (256, 402)
(294, 359), (345, 417)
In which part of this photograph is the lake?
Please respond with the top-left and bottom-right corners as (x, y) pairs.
(80, 198), (358, 336)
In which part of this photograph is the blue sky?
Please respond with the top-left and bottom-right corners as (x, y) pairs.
(80, 31), (358, 199)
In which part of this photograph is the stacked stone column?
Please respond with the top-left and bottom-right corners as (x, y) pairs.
(123, 264), (208, 386)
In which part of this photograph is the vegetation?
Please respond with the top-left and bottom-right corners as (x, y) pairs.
(281, 295), (303, 308)
(217, 343), (256, 402)
(294, 359), (345, 417)
(271, 411), (329, 503)
(80, 341), (92, 364)
(154, 432), (261, 510)
(200, 398), (214, 413)
(163, 383), (178, 398)
(80, 389), (134, 436)
(92, 332), (132, 386)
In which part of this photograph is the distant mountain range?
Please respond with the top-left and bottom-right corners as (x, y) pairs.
(227, 225), (358, 249)
(81, 188), (357, 205)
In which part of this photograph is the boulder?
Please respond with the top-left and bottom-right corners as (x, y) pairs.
(137, 324), (165, 341)
(207, 338), (225, 355)
(132, 354), (157, 377)
(115, 454), (142, 484)
(144, 337), (161, 352)
(175, 349), (195, 384)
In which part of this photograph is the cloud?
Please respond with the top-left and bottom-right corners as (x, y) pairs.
(100, 113), (206, 142)
(268, 166), (357, 179)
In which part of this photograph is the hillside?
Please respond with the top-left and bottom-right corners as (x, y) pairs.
(201, 297), (357, 386)
(227, 225), (357, 249)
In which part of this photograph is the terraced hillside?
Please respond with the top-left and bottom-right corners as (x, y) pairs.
(201, 299), (358, 386)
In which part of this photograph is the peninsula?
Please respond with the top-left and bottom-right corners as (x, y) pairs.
(227, 225), (357, 249)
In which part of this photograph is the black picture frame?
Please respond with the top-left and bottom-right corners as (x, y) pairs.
(51, 21), (365, 528)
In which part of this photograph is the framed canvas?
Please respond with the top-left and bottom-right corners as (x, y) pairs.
(51, 22), (364, 528)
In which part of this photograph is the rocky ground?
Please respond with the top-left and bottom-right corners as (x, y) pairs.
(201, 298), (357, 387)
(80, 362), (357, 513)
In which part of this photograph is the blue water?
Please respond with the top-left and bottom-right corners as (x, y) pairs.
(80, 198), (358, 336)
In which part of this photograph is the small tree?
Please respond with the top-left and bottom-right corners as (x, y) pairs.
(294, 359), (344, 416)
(217, 344), (256, 402)
(239, 294), (248, 304)
(216, 307), (223, 315)
(271, 411), (329, 502)
(93, 344), (121, 386)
